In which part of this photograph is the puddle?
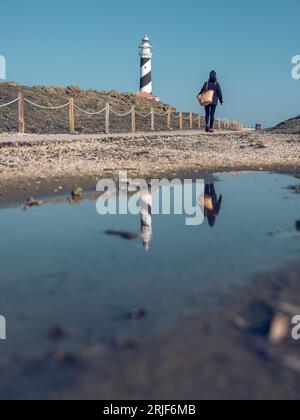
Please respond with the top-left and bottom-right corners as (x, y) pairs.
(0, 172), (299, 363)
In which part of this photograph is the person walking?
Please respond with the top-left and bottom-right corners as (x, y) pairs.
(199, 71), (223, 133)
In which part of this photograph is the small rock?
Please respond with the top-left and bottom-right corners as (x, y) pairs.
(238, 300), (274, 336)
(65, 85), (81, 94)
(288, 185), (300, 193)
(80, 345), (104, 361)
(104, 230), (139, 240)
(25, 197), (43, 207)
(50, 349), (79, 366)
(279, 302), (300, 316)
(71, 187), (83, 198)
(48, 325), (72, 342)
(129, 308), (147, 320)
(112, 338), (140, 350)
(234, 316), (249, 330)
(282, 356), (300, 374)
(268, 314), (289, 345)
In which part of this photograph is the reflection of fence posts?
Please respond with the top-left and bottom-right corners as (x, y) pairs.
(69, 98), (75, 134)
(18, 92), (25, 134)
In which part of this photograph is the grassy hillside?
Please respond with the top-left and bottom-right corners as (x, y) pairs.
(269, 115), (300, 134)
(0, 82), (175, 134)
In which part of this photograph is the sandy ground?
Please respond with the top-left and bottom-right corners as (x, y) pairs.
(0, 130), (300, 205)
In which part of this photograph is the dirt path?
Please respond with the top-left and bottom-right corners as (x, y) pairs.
(0, 129), (235, 145)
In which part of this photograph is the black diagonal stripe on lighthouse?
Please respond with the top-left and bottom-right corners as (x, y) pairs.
(140, 72), (152, 89)
(141, 57), (151, 66)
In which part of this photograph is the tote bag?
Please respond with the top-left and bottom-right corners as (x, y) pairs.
(197, 82), (214, 107)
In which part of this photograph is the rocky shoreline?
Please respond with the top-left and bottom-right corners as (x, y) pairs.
(0, 130), (300, 205)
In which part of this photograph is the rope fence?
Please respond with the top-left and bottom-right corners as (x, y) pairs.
(0, 93), (245, 135)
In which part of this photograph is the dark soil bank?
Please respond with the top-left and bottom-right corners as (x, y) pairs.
(269, 115), (300, 135)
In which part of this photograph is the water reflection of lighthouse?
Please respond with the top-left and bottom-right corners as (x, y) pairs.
(140, 187), (153, 251)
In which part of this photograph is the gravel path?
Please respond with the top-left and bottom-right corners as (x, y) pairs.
(0, 129), (232, 145)
(0, 130), (299, 204)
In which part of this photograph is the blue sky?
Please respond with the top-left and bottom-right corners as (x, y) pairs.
(0, 0), (299, 127)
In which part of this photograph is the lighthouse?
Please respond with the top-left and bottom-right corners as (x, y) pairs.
(139, 35), (153, 95)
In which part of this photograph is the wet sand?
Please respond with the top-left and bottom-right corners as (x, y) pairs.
(56, 263), (300, 400)
(0, 130), (300, 205)
(1, 260), (300, 400)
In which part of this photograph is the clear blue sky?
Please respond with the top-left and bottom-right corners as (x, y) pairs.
(0, 0), (299, 127)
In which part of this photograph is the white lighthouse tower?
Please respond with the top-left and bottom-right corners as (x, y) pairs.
(139, 35), (153, 95)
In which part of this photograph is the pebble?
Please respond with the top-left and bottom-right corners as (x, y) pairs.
(72, 187), (83, 198)
(25, 197), (43, 207)
(104, 230), (139, 240)
(111, 338), (140, 350)
(48, 325), (72, 342)
(129, 308), (147, 320)
(268, 314), (289, 345)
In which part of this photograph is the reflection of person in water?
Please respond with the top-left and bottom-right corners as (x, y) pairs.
(200, 184), (223, 228)
(140, 186), (153, 251)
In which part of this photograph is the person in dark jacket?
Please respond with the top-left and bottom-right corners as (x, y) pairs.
(199, 71), (223, 133)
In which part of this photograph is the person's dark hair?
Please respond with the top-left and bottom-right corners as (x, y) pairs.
(209, 71), (217, 83)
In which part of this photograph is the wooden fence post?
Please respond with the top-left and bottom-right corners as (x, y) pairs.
(190, 112), (193, 129)
(179, 112), (183, 130)
(69, 98), (75, 134)
(105, 103), (110, 134)
(197, 115), (201, 129)
(151, 108), (155, 131)
(131, 107), (136, 133)
(167, 108), (172, 130)
(18, 92), (25, 134)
